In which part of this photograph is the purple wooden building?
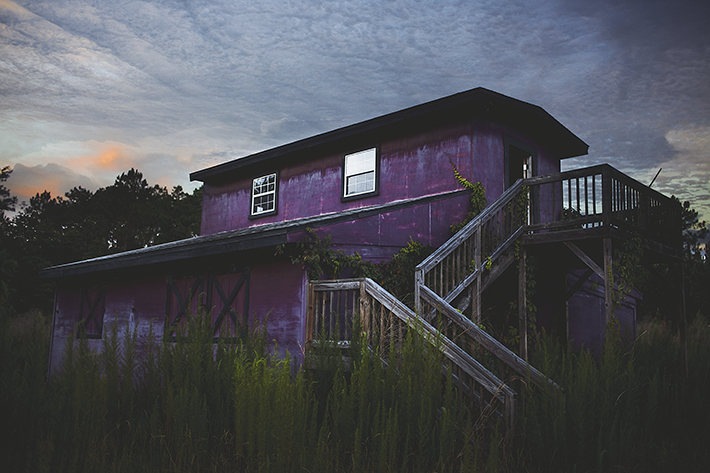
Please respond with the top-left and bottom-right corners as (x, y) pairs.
(42, 88), (682, 390)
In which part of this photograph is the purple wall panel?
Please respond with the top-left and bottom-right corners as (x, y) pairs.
(49, 276), (166, 376)
(567, 271), (639, 357)
(49, 286), (82, 377)
(200, 120), (556, 236)
(248, 261), (307, 363)
(49, 265), (309, 374)
(285, 193), (470, 262)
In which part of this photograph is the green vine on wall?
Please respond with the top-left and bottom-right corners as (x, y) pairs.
(609, 234), (644, 320)
(284, 229), (433, 307)
(449, 159), (487, 234)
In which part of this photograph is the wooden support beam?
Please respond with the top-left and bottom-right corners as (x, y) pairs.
(603, 238), (613, 326)
(678, 261), (688, 381)
(518, 247), (528, 361)
(565, 268), (594, 301)
(474, 227), (482, 323)
(563, 241), (604, 279)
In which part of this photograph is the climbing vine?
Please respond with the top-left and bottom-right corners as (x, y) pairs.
(449, 159), (487, 234)
(610, 234), (644, 317)
(285, 229), (433, 307)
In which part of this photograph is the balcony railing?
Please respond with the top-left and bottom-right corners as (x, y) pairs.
(524, 164), (682, 251)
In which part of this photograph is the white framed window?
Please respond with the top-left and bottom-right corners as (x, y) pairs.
(251, 173), (277, 217)
(343, 147), (377, 199)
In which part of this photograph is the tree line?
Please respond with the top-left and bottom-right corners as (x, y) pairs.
(1, 163), (708, 322)
(1, 166), (202, 313)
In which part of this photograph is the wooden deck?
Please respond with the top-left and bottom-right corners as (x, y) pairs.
(522, 164), (681, 258)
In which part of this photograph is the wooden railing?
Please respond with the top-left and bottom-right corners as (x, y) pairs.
(523, 164), (681, 250)
(307, 278), (519, 431)
(414, 180), (528, 322)
(306, 164), (678, 434)
(411, 179), (558, 404)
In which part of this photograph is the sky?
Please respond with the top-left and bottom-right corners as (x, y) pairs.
(1, 0), (709, 225)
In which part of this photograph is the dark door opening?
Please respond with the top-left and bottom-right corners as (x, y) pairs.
(506, 145), (532, 189)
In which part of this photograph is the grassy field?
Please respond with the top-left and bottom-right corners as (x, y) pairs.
(1, 299), (709, 472)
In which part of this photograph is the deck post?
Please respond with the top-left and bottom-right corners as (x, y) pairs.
(678, 261), (688, 381)
(603, 238), (613, 326)
(414, 269), (423, 317)
(602, 165), (612, 229)
(306, 281), (315, 344)
(518, 246), (528, 361)
(474, 225), (482, 323)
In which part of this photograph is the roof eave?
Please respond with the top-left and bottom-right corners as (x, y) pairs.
(190, 88), (588, 184)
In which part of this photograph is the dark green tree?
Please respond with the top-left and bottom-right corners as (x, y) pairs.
(638, 197), (709, 322)
(0, 166), (17, 215)
(3, 169), (202, 313)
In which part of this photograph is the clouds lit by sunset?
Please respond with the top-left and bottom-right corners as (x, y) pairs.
(1, 0), (709, 223)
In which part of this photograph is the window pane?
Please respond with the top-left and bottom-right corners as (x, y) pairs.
(345, 148), (376, 176)
(344, 148), (376, 197)
(347, 171), (375, 195)
(252, 173), (276, 215)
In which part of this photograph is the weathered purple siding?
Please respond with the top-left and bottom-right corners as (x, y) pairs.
(49, 276), (166, 376)
(566, 270), (639, 357)
(48, 264), (309, 376)
(290, 195), (471, 260)
(200, 121), (560, 237)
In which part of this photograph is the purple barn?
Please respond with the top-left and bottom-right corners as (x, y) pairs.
(42, 88), (683, 389)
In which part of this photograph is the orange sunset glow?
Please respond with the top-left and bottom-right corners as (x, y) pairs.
(67, 144), (135, 173)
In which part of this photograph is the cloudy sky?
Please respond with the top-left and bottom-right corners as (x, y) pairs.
(1, 0), (709, 223)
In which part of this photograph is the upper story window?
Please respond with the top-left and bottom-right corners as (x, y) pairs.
(251, 172), (277, 217)
(342, 147), (379, 201)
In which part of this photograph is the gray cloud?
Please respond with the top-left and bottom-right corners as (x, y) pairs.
(6, 162), (100, 206)
(2, 0), (709, 221)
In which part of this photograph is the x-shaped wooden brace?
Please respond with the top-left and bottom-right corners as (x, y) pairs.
(166, 276), (203, 333)
(79, 287), (105, 338)
(209, 270), (249, 337)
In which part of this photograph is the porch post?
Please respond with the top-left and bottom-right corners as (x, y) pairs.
(603, 238), (613, 326)
(519, 246), (528, 360)
(474, 224), (482, 324)
(678, 261), (688, 381)
(414, 269), (423, 317)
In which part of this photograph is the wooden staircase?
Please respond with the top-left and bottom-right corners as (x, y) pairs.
(306, 164), (682, 432)
(307, 180), (554, 432)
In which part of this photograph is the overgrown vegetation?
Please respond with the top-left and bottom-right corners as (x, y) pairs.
(521, 316), (710, 472)
(2, 294), (709, 472)
(0, 296), (496, 472)
(449, 159), (487, 234)
(285, 228), (434, 308)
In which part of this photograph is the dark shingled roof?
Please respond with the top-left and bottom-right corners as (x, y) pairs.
(190, 87), (588, 185)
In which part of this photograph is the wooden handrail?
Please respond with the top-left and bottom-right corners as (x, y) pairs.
(419, 285), (558, 392)
(307, 278), (519, 431)
(417, 180), (525, 273)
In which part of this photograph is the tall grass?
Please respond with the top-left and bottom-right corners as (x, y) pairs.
(520, 316), (710, 472)
(1, 298), (709, 472)
(0, 304), (494, 472)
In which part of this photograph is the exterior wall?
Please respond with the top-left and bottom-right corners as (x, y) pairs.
(49, 276), (166, 377)
(200, 120), (561, 238)
(287, 193), (472, 262)
(48, 261), (308, 376)
(566, 270), (639, 357)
